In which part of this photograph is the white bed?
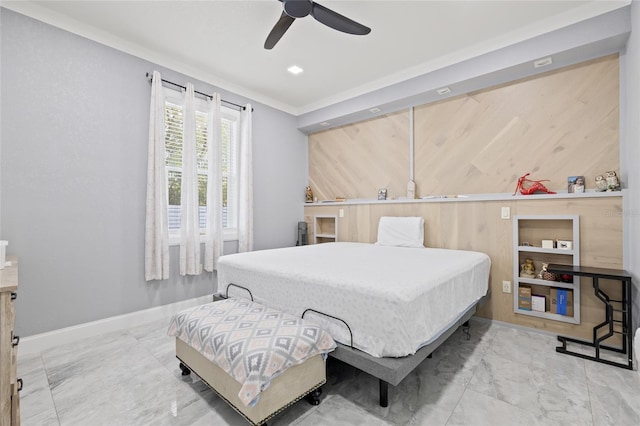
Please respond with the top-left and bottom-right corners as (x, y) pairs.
(217, 242), (491, 358)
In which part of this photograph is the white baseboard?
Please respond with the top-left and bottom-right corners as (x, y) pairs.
(19, 295), (212, 356)
(471, 316), (560, 338)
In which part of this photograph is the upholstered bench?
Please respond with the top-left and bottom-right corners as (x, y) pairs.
(168, 298), (336, 425)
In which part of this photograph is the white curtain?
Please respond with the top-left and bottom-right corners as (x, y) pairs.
(204, 93), (224, 271)
(144, 71), (170, 281)
(238, 104), (253, 253)
(179, 83), (201, 275)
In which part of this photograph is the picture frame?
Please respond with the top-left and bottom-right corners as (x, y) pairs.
(567, 176), (585, 193)
(377, 188), (387, 200)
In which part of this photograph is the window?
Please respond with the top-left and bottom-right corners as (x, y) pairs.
(164, 89), (239, 241)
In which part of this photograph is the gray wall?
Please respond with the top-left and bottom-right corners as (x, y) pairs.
(0, 9), (307, 337)
(623, 0), (640, 334)
(2, 5), (636, 338)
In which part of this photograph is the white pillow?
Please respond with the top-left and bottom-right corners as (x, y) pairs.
(375, 216), (425, 248)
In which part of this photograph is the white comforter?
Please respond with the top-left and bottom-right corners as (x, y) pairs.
(217, 242), (490, 357)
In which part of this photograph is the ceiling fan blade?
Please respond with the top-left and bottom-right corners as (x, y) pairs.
(311, 2), (371, 35)
(264, 11), (296, 49)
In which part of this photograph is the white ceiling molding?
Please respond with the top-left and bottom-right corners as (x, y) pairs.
(1, 1), (631, 117)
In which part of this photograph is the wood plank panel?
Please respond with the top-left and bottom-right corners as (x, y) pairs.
(308, 110), (410, 201)
(414, 55), (619, 196)
(308, 56), (619, 202)
(305, 54), (623, 338)
(304, 195), (623, 340)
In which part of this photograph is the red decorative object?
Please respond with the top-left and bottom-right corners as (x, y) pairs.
(560, 274), (573, 283)
(513, 173), (556, 196)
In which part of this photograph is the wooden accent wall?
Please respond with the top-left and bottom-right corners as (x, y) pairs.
(305, 54), (624, 336)
(308, 55), (619, 199)
(308, 110), (410, 201)
(304, 196), (623, 340)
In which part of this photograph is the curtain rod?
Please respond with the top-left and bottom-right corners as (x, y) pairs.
(145, 72), (250, 111)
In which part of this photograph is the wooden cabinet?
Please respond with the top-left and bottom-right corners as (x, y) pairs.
(513, 215), (580, 324)
(313, 215), (337, 244)
(1, 257), (20, 426)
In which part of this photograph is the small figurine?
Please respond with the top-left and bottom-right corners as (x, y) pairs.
(305, 186), (314, 203)
(537, 263), (557, 281)
(595, 175), (608, 192)
(513, 173), (556, 196)
(605, 170), (620, 191)
(520, 258), (536, 278)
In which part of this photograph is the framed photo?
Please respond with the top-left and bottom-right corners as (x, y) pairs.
(568, 176), (585, 193)
(377, 188), (387, 200)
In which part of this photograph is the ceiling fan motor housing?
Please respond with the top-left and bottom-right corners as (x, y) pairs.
(283, 0), (312, 18)
(265, 0), (370, 49)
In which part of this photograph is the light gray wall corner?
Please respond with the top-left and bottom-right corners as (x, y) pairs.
(623, 0), (640, 335)
(297, 5), (631, 134)
(1, 9), (305, 337)
(251, 109), (308, 251)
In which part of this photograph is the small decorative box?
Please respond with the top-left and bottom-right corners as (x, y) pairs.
(541, 240), (554, 249)
(557, 240), (573, 250)
(531, 295), (546, 312)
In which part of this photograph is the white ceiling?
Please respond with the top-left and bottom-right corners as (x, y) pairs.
(2, 0), (631, 115)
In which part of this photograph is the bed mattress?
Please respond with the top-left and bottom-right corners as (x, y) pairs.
(217, 242), (491, 357)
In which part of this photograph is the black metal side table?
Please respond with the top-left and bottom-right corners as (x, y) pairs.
(546, 263), (633, 370)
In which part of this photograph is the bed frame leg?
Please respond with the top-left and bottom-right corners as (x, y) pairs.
(379, 380), (389, 407)
(462, 320), (471, 340)
(179, 362), (191, 376)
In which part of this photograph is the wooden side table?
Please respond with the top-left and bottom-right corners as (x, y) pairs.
(547, 263), (633, 369)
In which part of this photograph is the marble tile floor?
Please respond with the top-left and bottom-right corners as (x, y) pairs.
(18, 317), (640, 426)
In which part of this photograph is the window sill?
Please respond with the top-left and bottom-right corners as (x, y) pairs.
(168, 231), (238, 246)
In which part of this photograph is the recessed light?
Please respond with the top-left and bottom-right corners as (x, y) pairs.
(369, 107), (381, 113)
(534, 57), (552, 68)
(320, 122), (330, 126)
(287, 65), (304, 75)
(436, 87), (451, 95)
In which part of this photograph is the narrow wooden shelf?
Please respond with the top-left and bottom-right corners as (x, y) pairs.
(517, 246), (575, 255)
(304, 190), (624, 206)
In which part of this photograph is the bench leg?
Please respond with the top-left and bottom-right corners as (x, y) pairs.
(306, 387), (322, 405)
(179, 362), (191, 376)
(379, 380), (389, 407)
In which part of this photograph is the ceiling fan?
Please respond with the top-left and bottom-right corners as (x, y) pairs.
(265, 0), (371, 49)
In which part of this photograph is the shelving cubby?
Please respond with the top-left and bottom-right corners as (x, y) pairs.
(513, 215), (580, 324)
(313, 215), (338, 244)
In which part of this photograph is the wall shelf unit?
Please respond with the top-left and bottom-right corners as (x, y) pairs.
(314, 215), (337, 244)
(513, 215), (580, 324)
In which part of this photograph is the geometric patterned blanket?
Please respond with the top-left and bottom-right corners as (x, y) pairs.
(167, 298), (336, 407)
